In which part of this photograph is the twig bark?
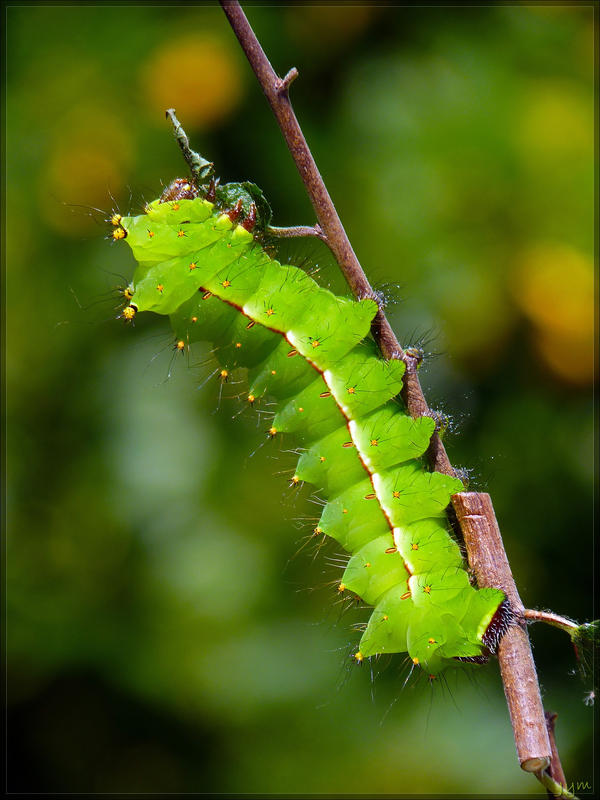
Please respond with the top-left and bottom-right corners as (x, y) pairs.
(452, 493), (551, 773)
(220, 0), (558, 784)
(266, 224), (326, 241)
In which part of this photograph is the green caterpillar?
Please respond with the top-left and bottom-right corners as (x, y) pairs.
(113, 157), (510, 680)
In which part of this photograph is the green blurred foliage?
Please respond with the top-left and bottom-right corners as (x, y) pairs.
(5, 4), (595, 795)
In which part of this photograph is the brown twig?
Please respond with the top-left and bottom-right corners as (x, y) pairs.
(524, 609), (579, 634)
(542, 712), (568, 794)
(220, 0), (558, 784)
(267, 224), (326, 241)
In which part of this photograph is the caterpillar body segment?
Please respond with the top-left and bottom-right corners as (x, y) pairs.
(118, 189), (507, 677)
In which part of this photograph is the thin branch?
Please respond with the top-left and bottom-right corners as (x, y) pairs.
(220, 0), (557, 782)
(524, 609), (580, 634)
(266, 224), (326, 241)
(535, 771), (576, 800)
(541, 711), (569, 796)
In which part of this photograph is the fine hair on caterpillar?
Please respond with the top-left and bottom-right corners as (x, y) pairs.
(113, 120), (512, 681)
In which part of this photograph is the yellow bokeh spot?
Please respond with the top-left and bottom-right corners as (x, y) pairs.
(40, 107), (132, 236)
(43, 147), (125, 237)
(142, 35), (244, 129)
(512, 244), (594, 385)
(517, 80), (593, 162)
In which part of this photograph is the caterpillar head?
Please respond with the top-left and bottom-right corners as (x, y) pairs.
(160, 178), (200, 203)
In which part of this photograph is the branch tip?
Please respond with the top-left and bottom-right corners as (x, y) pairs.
(278, 67), (299, 93)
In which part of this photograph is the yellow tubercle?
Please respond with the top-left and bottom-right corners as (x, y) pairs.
(121, 305), (136, 321)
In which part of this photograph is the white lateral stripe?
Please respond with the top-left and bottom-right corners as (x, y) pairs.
(371, 472), (393, 520)
(393, 527), (414, 571)
(348, 420), (372, 467)
(323, 369), (351, 415)
(287, 333), (399, 546)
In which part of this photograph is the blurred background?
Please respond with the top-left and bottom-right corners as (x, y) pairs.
(5, 3), (595, 795)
